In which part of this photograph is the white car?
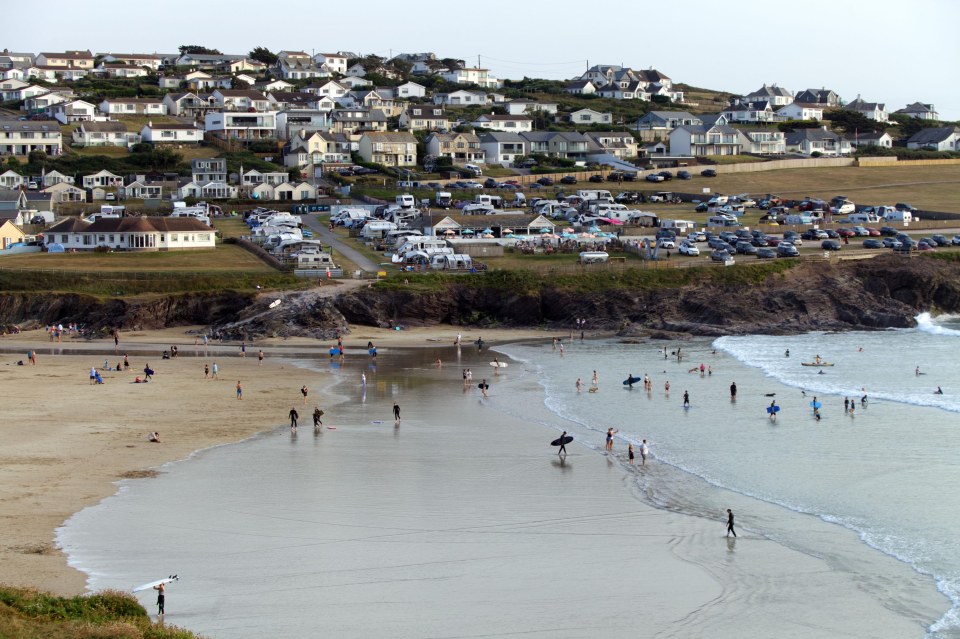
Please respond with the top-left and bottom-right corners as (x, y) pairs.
(656, 237), (676, 250)
(830, 200), (855, 215)
(679, 241), (700, 256)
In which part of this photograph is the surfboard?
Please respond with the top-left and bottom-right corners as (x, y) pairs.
(371, 420), (383, 424)
(489, 362), (508, 368)
(622, 376), (642, 386)
(766, 406), (781, 414)
(809, 401), (822, 409)
(477, 383), (489, 389)
(133, 575), (178, 593)
(269, 299), (281, 309)
(801, 362), (834, 367)
(551, 435), (574, 446)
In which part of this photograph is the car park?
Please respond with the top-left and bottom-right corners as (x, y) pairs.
(777, 243), (800, 257)
(821, 240), (842, 251)
(862, 239), (884, 249)
(701, 169), (717, 177)
(677, 170), (692, 180)
(679, 240), (700, 256)
(757, 247), (777, 259)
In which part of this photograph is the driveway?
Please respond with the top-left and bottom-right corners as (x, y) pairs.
(299, 214), (380, 273)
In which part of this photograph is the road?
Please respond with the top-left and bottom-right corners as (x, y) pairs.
(299, 214), (380, 273)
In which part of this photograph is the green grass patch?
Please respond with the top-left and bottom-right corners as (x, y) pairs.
(0, 585), (201, 638)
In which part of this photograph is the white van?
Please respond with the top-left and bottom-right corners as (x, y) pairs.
(846, 212), (881, 224)
(464, 163), (483, 176)
(577, 189), (613, 201)
(435, 191), (452, 208)
(707, 215), (741, 227)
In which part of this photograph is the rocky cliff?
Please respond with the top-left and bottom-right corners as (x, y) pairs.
(3, 255), (959, 339)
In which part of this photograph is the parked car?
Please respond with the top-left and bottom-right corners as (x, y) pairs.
(879, 226), (899, 236)
(679, 240), (700, 256)
(881, 238), (903, 249)
(952, 235), (960, 246)
(560, 175), (578, 185)
(736, 241), (758, 255)
(865, 227), (881, 236)
(687, 231), (707, 242)
(931, 234), (950, 247)
(777, 243), (800, 257)
(677, 170), (692, 180)
(782, 231), (803, 246)
(695, 202), (708, 212)
(757, 247), (777, 259)
(851, 226), (870, 237)
(918, 240), (936, 251)
(536, 177), (554, 186)
(862, 239), (884, 249)
(615, 192), (640, 204)
(656, 237), (676, 250)
(645, 173), (665, 183)
(29, 215), (46, 225)
(707, 237), (730, 251)
(657, 171), (673, 181)
(801, 229), (828, 240)
(836, 228), (856, 238)
(701, 169), (717, 177)
(589, 174), (604, 183)
(710, 249), (734, 262)
(824, 229), (839, 239)
(821, 239), (842, 251)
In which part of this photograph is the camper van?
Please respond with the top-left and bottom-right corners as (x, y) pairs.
(846, 212), (881, 224)
(332, 207), (371, 227)
(576, 189), (613, 202)
(707, 214), (741, 227)
(578, 251), (610, 264)
(660, 219), (696, 233)
(880, 208), (913, 223)
(395, 194), (416, 209)
(361, 220), (398, 239)
(435, 191), (452, 208)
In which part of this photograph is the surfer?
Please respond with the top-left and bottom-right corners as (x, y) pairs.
(154, 582), (165, 615)
(640, 439), (649, 465)
(730, 381), (737, 399)
(301, 385), (309, 404)
(393, 402), (401, 421)
(814, 409), (821, 421)
(726, 509), (737, 538)
(785, 349), (790, 357)
(844, 397), (850, 412)
(769, 400), (777, 421)
(289, 407), (299, 429)
(861, 395), (868, 407)
(313, 407), (323, 429)
(683, 391), (690, 407)
(558, 431), (568, 455)
(605, 428), (617, 451)
(627, 374), (635, 389)
(935, 386), (944, 395)
(916, 366), (921, 376)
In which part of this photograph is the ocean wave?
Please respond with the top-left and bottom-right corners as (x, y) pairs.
(916, 312), (960, 337)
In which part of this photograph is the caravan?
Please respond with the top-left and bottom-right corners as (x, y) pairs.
(707, 214), (741, 227)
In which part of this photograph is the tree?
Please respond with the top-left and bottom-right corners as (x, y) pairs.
(178, 45), (222, 55)
(249, 47), (278, 65)
(826, 109), (886, 134)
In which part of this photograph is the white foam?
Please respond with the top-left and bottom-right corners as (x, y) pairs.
(916, 312), (960, 337)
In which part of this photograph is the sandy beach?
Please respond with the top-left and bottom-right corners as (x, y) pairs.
(1, 325), (941, 637)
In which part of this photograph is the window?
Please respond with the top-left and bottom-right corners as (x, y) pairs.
(60, 234), (67, 242)
(171, 234), (178, 242)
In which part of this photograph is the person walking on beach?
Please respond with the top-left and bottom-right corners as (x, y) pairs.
(313, 407), (323, 429)
(664, 380), (670, 393)
(236, 381), (243, 400)
(480, 379), (489, 398)
(576, 377), (583, 393)
(393, 402), (401, 422)
(154, 582), (165, 615)
(124, 354), (130, 370)
(683, 391), (690, 407)
(258, 350), (264, 366)
(730, 381), (737, 399)
(557, 431), (568, 456)
(211, 362), (219, 380)
(204, 364), (209, 378)
(844, 397), (850, 413)
(289, 408), (299, 429)
(640, 439), (649, 465)
(726, 509), (737, 537)
(301, 385), (309, 404)
(592, 370), (599, 387)
(628, 444), (635, 464)
(605, 428), (617, 451)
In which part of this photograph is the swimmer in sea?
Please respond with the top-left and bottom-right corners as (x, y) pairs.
(935, 386), (944, 395)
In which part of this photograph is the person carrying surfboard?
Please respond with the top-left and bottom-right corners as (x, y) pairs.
(154, 582), (165, 615)
(768, 400), (778, 421)
(557, 431), (568, 455)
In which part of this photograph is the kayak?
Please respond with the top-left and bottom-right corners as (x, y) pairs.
(801, 362), (834, 367)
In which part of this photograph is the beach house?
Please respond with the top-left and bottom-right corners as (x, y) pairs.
(44, 216), (216, 251)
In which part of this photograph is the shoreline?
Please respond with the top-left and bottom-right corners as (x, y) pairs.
(0, 324), (554, 596)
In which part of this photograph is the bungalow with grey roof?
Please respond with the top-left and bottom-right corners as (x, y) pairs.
(564, 80), (597, 95)
(634, 111), (702, 131)
(566, 108), (612, 125)
(140, 122), (203, 144)
(849, 131), (894, 148)
(906, 127), (960, 151)
(98, 97), (167, 116)
(669, 124), (743, 156)
(784, 127), (852, 156)
(471, 114), (533, 133)
(72, 121), (141, 148)
(794, 88), (841, 107)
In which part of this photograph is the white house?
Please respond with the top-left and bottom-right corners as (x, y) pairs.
(96, 62), (149, 79)
(567, 108), (612, 125)
(722, 101), (780, 123)
(850, 131), (894, 148)
(211, 89), (270, 111)
(204, 111), (279, 142)
(906, 127), (960, 152)
(120, 180), (163, 199)
(82, 170), (123, 189)
(44, 216), (216, 251)
(505, 99), (558, 116)
(73, 121), (140, 148)
(302, 80), (348, 99)
(276, 109), (331, 139)
(471, 114), (533, 133)
(242, 169), (289, 187)
(313, 53), (348, 75)
(634, 111), (702, 131)
(478, 132), (527, 166)
(48, 99), (97, 123)
(433, 90), (489, 106)
(339, 75), (372, 89)
(140, 122), (203, 144)
(776, 102), (823, 121)
(162, 92), (215, 117)
(846, 97), (889, 122)
(394, 81), (427, 99)
(0, 170), (24, 188)
(285, 131), (350, 167)
(440, 68), (501, 89)
(564, 80), (597, 95)
(99, 98), (167, 116)
(669, 125), (743, 156)
(738, 130), (787, 155)
(42, 170), (74, 187)
(737, 84), (793, 107)
(192, 158), (227, 184)
(41, 181), (85, 202)
(0, 118), (62, 156)
(895, 102), (939, 121)
(784, 127), (853, 156)
(272, 182), (317, 201)
(100, 53), (163, 70)
(583, 132), (640, 159)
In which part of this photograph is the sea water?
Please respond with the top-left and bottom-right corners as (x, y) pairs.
(494, 312), (960, 638)
(58, 316), (960, 637)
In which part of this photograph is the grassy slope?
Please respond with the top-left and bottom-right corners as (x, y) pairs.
(0, 585), (201, 639)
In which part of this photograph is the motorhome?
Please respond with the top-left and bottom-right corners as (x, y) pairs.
(395, 193), (416, 209)
(576, 189), (613, 202)
(511, 192), (526, 207)
(472, 194), (503, 209)
(435, 191), (452, 208)
(395, 236), (449, 255)
(660, 219), (696, 233)
(707, 214), (741, 227)
(292, 252), (335, 269)
(361, 220), (398, 239)
(880, 208), (913, 223)
(846, 212), (881, 224)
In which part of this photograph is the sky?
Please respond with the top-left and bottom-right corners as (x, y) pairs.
(8, 0), (960, 120)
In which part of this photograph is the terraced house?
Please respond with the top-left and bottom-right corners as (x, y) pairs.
(0, 118), (62, 156)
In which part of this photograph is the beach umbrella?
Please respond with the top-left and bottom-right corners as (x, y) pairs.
(539, 227), (550, 233)
(501, 228), (513, 234)
(443, 229), (455, 235)
(462, 228), (475, 234)
(563, 227), (575, 234)
(482, 228), (493, 234)
(482, 233), (494, 238)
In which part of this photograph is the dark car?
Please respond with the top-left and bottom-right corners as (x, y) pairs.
(751, 236), (770, 247)
(719, 231), (738, 243)
(560, 175), (578, 185)
(484, 178), (499, 188)
(695, 202), (708, 212)
(736, 241), (758, 255)
(677, 170), (692, 180)
(931, 234), (950, 247)
(821, 239), (842, 251)
(615, 192), (639, 203)
(777, 243), (800, 257)
(589, 174), (604, 183)
(757, 247), (777, 259)
(701, 169), (717, 177)
(707, 237), (730, 251)
(862, 239), (884, 249)
(882, 237), (903, 249)
(606, 172), (624, 182)
(824, 229), (840, 239)
(710, 249), (734, 262)
(657, 171), (673, 181)
(918, 240), (936, 251)
(801, 229), (828, 240)
(896, 203), (918, 213)
(536, 177), (554, 186)
(879, 226), (899, 236)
